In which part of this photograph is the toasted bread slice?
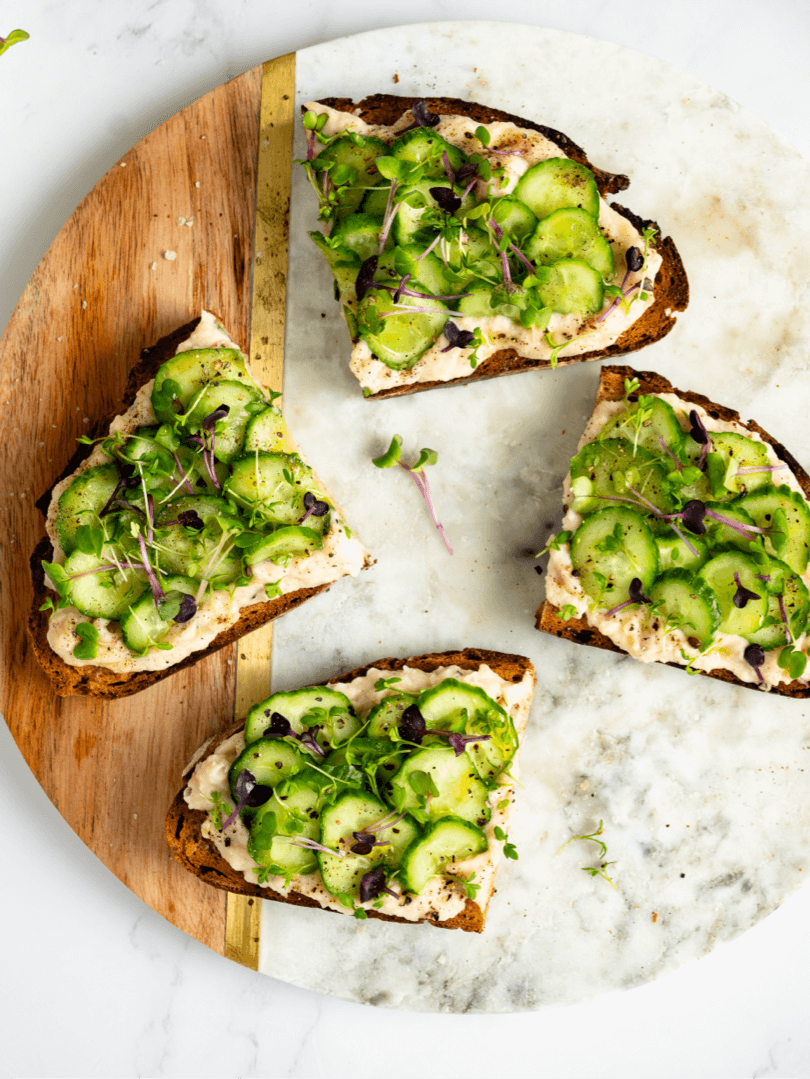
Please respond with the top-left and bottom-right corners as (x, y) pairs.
(537, 364), (810, 697)
(28, 316), (370, 699)
(166, 647), (536, 932)
(306, 95), (688, 399)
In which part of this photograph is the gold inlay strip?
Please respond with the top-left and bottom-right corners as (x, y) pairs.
(227, 50), (296, 972)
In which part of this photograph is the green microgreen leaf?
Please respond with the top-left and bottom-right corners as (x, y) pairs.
(0, 29), (29, 58)
(558, 820), (616, 888)
(374, 676), (402, 692)
(372, 434), (403, 469)
(353, 907), (368, 920)
(73, 621), (100, 660)
(556, 605), (579, 621)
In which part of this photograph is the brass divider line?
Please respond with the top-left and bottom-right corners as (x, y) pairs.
(225, 51), (296, 972)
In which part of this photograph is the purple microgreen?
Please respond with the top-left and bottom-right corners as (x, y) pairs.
(136, 532), (166, 605)
(733, 573), (761, 609)
(359, 866), (398, 903)
(461, 176), (478, 200)
(350, 832), (387, 855)
(509, 242), (536, 277)
(362, 809), (408, 835)
(298, 490), (329, 524)
(430, 186), (462, 214)
(399, 703), (426, 743)
(355, 255), (378, 302)
(688, 409), (710, 446)
(488, 146), (527, 156)
(377, 199), (400, 253)
(202, 404), (230, 431)
(444, 732), (492, 757)
(98, 462), (128, 517)
(744, 643), (766, 683)
(656, 435), (684, 471)
(415, 233), (442, 261)
(735, 463), (787, 475)
(168, 592), (197, 624)
(704, 507), (767, 537)
(393, 272), (411, 305)
(411, 99), (440, 127)
(297, 727), (329, 758)
(778, 594), (792, 644)
(179, 509), (205, 531)
(441, 149), (455, 184)
(604, 577), (652, 618)
(626, 246), (643, 272)
(172, 453), (196, 494)
(291, 837), (345, 857)
(680, 499), (708, 535)
(221, 769), (260, 829)
(441, 321), (476, 351)
(263, 711), (293, 738)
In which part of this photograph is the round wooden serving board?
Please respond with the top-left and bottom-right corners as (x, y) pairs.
(0, 60), (290, 961)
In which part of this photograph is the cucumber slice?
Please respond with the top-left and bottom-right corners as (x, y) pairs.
(704, 433), (773, 501)
(225, 453), (319, 526)
(316, 133), (388, 217)
(244, 686), (360, 749)
(119, 573), (197, 653)
(318, 792), (420, 897)
(358, 289), (448, 370)
(747, 558), (810, 650)
(366, 692), (418, 738)
(155, 496), (243, 583)
(399, 817), (488, 895)
(229, 739), (308, 802)
(655, 529), (708, 573)
(248, 778), (323, 876)
(151, 348), (260, 423)
(243, 525), (323, 565)
(525, 207), (614, 280)
(703, 502), (758, 552)
(648, 569), (721, 648)
(361, 181), (393, 217)
(570, 507), (659, 609)
(391, 181), (467, 245)
(388, 746), (490, 826)
(244, 407), (286, 454)
(457, 285), (496, 318)
(184, 379), (266, 463)
(696, 552), (768, 638)
(56, 464), (120, 554)
(64, 549), (147, 619)
(569, 439), (675, 518)
(490, 195), (538, 243)
(445, 227), (492, 271)
(389, 127), (466, 180)
(417, 679), (518, 787)
(536, 258), (604, 315)
(737, 485), (810, 574)
(374, 244), (453, 298)
(329, 213), (385, 262)
(599, 397), (686, 459)
(514, 158), (600, 221)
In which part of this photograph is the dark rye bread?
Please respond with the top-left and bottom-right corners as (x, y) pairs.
(313, 95), (689, 399)
(166, 647), (536, 933)
(28, 317), (369, 700)
(536, 364), (810, 698)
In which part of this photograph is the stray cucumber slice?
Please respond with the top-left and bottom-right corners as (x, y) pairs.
(513, 157), (599, 221)
(570, 507), (659, 609)
(526, 207), (614, 280)
(648, 569), (720, 648)
(696, 552), (768, 638)
(399, 817), (488, 895)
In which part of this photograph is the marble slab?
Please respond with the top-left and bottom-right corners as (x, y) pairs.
(257, 21), (810, 1012)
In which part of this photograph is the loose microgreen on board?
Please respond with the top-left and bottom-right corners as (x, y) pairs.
(558, 820), (617, 889)
(372, 435), (453, 553)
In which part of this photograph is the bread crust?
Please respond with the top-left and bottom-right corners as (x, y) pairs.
(312, 95), (689, 399)
(165, 647), (535, 932)
(536, 364), (810, 698)
(27, 318), (369, 699)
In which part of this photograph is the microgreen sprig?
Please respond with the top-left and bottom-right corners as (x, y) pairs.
(558, 820), (617, 889)
(372, 435), (453, 554)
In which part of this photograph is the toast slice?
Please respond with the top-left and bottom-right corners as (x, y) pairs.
(537, 364), (810, 697)
(28, 314), (369, 699)
(166, 647), (536, 932)
(303, 95), (688, 399)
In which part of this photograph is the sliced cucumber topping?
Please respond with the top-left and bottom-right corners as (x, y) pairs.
(119, 574), (197, 653)
(244, 407), (286, 454)
(737, 484), (810, 574)
(513, 157), (600, 221)
(696, 552), (768, 638)
(151, 348), (260, 423)
(570, 439), (675, 518)
(56, 464), (120, 554)
(229, 738), (309, 801)
(571, 507), (659, 609)
(358, 289), (448, 370)
(316, 133), (388, 217)
(248, 778), (323, 876)
(648, 569), (720, 648)
(599, 397), (685, 459)
(318, 791), (419, 897)
(399, 817), (488, 895)
(526, 207), (613, 280)
(64, 549), (146, 620)
(366, 692), (417, 738)
(388, 746), (490, 826)
(243, 525), (323, 566)
(747, 558), (810, 650)
(389, 126), (466, 180)
(244, 686), (360, 749)
(655, 529), (708, 573)
(536, 258), (604, 316)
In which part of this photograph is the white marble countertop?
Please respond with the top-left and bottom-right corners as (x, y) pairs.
(3, 1), (810, 1076)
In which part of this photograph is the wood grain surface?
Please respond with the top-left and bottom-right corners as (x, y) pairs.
(0, 66), (265, 956)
